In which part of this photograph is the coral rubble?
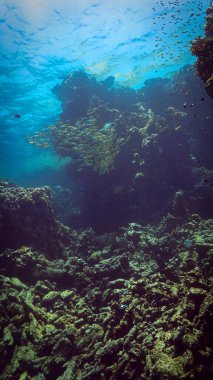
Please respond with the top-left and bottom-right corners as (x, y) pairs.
(191, 5), (213, 98)
(0, 184), (213, 379)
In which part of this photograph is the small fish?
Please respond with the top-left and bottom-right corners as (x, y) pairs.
(14, 114), (21, 118)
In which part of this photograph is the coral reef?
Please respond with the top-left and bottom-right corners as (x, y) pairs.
(52, 71), (136, 123)
(1, 6), (213, 380)
(15, 65), (213, 378)
(191, 5), (213, 98)
(0, 191), (212, 379)
(0, 180), (71, 258)
(28, 68), (213, 232)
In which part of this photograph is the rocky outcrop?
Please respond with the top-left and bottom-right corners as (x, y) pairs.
(0, 181), (71, 258)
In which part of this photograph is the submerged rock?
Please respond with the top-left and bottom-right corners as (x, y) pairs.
(0, 183), (72, 258)
(42, 291), (60, 305)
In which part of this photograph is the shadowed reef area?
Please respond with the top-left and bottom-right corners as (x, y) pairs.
(28, 66), (213, 233)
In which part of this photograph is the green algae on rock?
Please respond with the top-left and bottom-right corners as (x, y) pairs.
(0, 191), (213, 379)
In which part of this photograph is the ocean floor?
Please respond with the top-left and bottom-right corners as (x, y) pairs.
(0, 182), (212, 379)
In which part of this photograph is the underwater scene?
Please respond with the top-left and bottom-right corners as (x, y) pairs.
(0, 0), (213, 379)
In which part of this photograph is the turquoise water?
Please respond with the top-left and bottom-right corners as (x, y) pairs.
(0, 0), (211, 184)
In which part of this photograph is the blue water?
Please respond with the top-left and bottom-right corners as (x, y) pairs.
(0, 0), (211, 184)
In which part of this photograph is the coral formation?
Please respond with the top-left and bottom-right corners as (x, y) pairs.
(28, 68), (213, 232)
(191, 5), (213, 98)
(0, 180), (71, 258)
(0, 187), (212, 379)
